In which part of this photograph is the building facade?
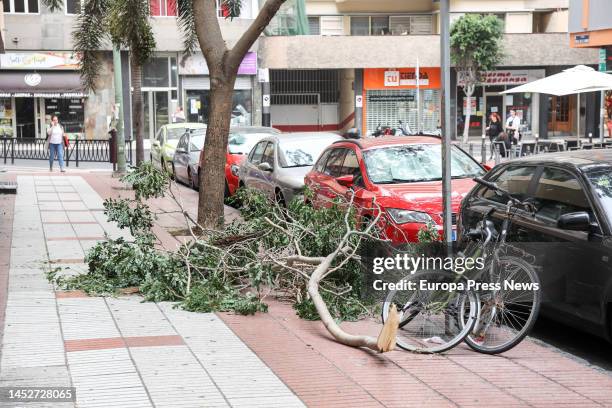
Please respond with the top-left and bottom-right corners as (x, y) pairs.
(569, 0), (612, 137)
(0, 0), (261, 141)
(0, 0), (602, 141)
(261, 0), (599, 138)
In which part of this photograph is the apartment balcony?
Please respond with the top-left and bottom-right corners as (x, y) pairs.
(259, 33), (598, 69)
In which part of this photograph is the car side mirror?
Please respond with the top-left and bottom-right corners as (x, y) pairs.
(336, 174), (354, 187)
(481, 163), (493, 171)
(557, 211), (591, 232)
(258, 162), (273, 172)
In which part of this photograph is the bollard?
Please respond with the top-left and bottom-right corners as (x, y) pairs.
(481, 133), (486, 163)
(589, 132), (593, 144)
(535, 133), (539, 154)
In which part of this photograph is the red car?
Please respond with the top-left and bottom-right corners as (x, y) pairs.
(195, 127), (280, 195)
(304, 136), (486, 243)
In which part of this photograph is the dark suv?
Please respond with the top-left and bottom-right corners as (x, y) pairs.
(458, 150), (612, 341)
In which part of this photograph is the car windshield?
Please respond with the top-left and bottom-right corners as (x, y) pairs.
(228, 133), (270, 154)
(362, 144), (484, 184)
(585, 165), (612, 226)
(167, 127), (187, 140)
(190, 135), (205, 151)
(278, 140), (331, 168)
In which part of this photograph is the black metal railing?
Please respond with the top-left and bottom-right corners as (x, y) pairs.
(0, 138), (133, 167)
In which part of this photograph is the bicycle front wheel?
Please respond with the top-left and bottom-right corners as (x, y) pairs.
(382, 270), (478, 354)
(463, 256), (541, 354)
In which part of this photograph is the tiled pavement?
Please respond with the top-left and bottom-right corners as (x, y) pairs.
(0, 176), (304, 408)
(2, 174), (612, 408)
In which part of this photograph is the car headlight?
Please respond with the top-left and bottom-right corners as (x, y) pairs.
(386, 209), (433, 225)
(230, 164), (240, 176)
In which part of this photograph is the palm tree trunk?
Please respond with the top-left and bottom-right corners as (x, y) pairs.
(130, 55), (145, 164)
(197, 75), (234, 229)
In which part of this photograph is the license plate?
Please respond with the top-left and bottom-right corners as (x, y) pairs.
(451, 229), (457, 241)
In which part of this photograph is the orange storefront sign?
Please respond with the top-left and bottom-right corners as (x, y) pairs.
(364, 68), (441, 90)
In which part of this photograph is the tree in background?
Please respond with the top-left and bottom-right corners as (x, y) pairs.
(451, 14), (504, 143)
(176, 0), (292, 229)
(43, 0), (154, 164)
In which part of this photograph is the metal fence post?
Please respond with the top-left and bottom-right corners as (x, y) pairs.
(76, 138), (80, 167)
(11, 138), (15, 165)
(481, 134), (486, 163)
(2, 139), (5, 164)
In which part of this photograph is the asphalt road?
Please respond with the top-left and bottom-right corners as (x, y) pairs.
(531, 316), (612, 372)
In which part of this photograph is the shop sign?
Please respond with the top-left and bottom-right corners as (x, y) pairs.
(480, 71), (529, 85)
(0, 52), (80, 70)
(24, 73), (42, 87)
(384, 71), (400, 87)
(369, 94), (415, 102)
(180, 52), (257, 75)
(575, 34), (589, 45)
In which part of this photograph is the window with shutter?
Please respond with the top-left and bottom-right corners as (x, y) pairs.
(390, 16), (411, 35)
(350, 16), (370, 35)
(308, 16), (321, 35)
(409, 15), (433, 34)
(320, 16), (343, 36)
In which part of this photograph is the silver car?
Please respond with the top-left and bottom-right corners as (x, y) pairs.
(172, 129), (205, 189)
(239, 132), (343, 204)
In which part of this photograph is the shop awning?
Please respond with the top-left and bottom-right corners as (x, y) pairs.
(0, 71), (86, 97)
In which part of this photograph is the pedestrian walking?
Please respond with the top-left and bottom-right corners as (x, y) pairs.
(46, 115), (67, 172)
(172, 106), (186, 123)
(486, 112), (503, 159)
(505, 109), (521, 145)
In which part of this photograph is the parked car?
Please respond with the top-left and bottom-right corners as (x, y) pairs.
(458, 150), (612, 341)
(172, 129), (205, 189)
(150, 123), (206, 174)
(225, 127), (280, 196)
(239, 132), (343, 204)
(304, 136), (486, 242)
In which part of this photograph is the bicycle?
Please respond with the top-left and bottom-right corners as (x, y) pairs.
(381, 177), (541, 354)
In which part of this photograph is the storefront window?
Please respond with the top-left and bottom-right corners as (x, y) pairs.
(186, 90), (252, 126)
(505, 93), (533, 135)
(457, 86), (484, 137)
(0, 98), (14, 137)
(143, 57), (170, 87)
(44, 98), (85, 134)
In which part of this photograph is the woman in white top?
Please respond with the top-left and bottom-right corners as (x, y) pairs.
(47, 115), (66, 172)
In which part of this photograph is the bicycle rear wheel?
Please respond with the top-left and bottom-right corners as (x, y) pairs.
(463, 255), (541, 354)
(382, 270), (478, 354)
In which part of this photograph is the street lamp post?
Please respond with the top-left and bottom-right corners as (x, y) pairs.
(440, 0), (453, 250)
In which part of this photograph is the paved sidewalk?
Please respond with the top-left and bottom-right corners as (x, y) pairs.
(0, 175), (304, 408)
(1, 173), (612, 408)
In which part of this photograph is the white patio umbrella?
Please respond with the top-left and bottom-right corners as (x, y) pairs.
(502, 65), (612, 140)
(501, 65), (612, 96)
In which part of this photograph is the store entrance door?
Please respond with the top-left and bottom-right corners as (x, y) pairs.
(485, 94), (504, 123)
(15, 98), (36, 138)
(548, 95), (574, 135)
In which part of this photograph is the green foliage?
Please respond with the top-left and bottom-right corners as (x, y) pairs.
(48, 164), (369, 320)
(182, 279), (267, 315)
(294, 291), (364, 321)
(451, 14), (504, 83)
(121, 162), (169, 200)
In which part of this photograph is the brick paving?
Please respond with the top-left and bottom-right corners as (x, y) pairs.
(0, 171), (611, 407)
(0, 175), (303, 408)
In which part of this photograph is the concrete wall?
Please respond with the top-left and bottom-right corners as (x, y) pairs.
(4, 6), (254, 52)
(259, 33), (598, 69)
